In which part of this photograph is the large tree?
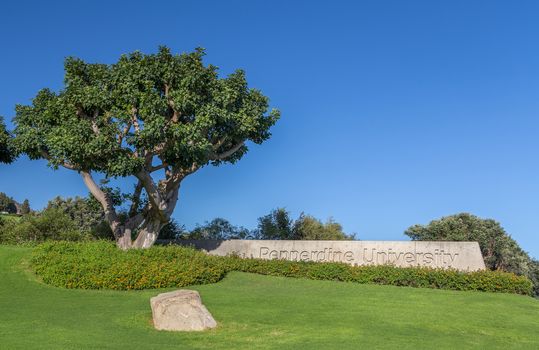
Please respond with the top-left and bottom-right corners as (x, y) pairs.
(0, 116), (13, 164)
(14, 47), (279, 249)
(405, 213), (533, 276)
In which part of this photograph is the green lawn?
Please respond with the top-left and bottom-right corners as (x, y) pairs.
(0, 246), (538, 349)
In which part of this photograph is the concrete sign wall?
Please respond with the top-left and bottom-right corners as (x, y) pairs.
(167, 240), (486, 271)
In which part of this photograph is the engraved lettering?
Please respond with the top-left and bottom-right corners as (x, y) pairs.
(300, 251), (309, 261)
(183, 241), (484, 271)
(333, 250), (342, 262)
(446, 252), (458, 265)
(363, 248), (375, 263)
(404, 252), (415, 264)
(260, 247), (269, 258)
(317, 251), (326, 261)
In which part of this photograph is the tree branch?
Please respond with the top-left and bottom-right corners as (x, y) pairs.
(150, 163), (167, 173)
(124, 212), (145, 231)
(128, 180), (144, 217)
(80, 170), (121, 237)
(213, 137), (227, 150)
(162, 162), (199, 193)
(117, 122), (132, 146)
(91, 109), (100, 135)
(76, 106), (100, 135)
(211, 141), (244, 160)
(164, 84), (180, 123)
(131, 107), (140, 132)
(40, 150), (79, 170)
(135, 170), (165, 216)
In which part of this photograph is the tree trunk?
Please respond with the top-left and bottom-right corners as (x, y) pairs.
(116, 229), (133, 250)
(132, 219), (164, 249)
(81, 170), (180, 250)
(113, 219), (164, 250)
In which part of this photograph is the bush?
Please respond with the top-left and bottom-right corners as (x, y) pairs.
(0, 209), (91, 245)
(31, 241), (226, 290)
(221, 255), (532, 295)
(45, 196), (114, 240)
(31, 241), (533, 295)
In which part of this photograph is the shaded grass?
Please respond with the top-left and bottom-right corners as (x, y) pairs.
(0, 246), (538, 349)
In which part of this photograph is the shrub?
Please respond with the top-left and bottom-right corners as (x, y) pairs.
(221, 255), (532, 295)
(45, 195), (115, 240)
(0, 209), (91, 245)
(32, 241), (226, 290)
(31, 241), (533, 295)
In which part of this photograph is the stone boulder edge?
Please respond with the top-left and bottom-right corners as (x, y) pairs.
(150, 290), (217, 331)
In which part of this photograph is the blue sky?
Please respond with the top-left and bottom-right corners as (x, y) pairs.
(1, 0), (538, 258)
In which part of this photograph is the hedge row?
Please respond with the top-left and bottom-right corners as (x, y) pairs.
(31, 241), (534, 295)
(31, 241), (226, 290)
(225, 256), (533, 295)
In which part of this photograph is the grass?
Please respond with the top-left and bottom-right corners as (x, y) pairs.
(0, 246), (538, 349)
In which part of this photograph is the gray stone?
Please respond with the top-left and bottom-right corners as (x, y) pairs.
(164, 240), (486, 271)
(150, 290), (217, 331)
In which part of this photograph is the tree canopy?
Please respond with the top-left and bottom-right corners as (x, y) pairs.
(256, 208), (294, 239)
(20, 199), (31, 215)
(0, 192), (18, 214)
(0, 116), (13, 164)
(188, 218), (251, 240)
(255, 208), (355, 240)
(404, 212), (539, 296)
(13, 47), (279, 249)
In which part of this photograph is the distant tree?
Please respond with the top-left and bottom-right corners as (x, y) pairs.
(404, 213), (530, 272)
(293, 214), (355, 240)
(46, 196), (102, 231)
(255, 208), (294, 239)
(255, 208), (354, 240)
(45, 195), (114, 239)
(0, 116), (14, 164)
(158, 219), (187, 240)
(0, 207), (88, 244)
(404, 213), (539, 296)
(0, 192), (17, 214)
(13, 47), (279, 249)
(187, 218), (251, 240)
(405, 213), (538, 296)
(20, 199), (31, 215)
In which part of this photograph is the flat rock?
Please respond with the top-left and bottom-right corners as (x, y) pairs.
(150, 290), (217, 331)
